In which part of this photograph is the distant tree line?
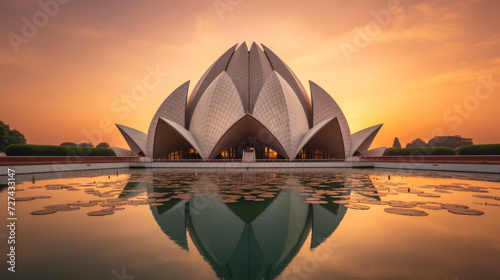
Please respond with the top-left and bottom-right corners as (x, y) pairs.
(5, 144), (115, 156)
(384, 135), (500, 156)
(384, 147), (456, 156)
(392, 135), (473, 150)
(384, 144), (500, 156)
(0, 121), (26, 152)
(60, 142), (110, 148)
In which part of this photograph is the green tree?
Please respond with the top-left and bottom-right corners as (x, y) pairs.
(60, 142), (77, 147)
(0, 121), (8, 152)
(0, 121), (27, 152)
(427, 135), (473, 149)
(7, 129), (26, 145)
(96, 142), (110, 148)
(406, 138), (426, 148)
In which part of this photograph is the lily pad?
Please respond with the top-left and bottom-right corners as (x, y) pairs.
(472, 195), (498, 200)
(16, 197), (36, 201)
(30, 208), (58, 215)
(44, 204), (80, 211)
(359, 199), (389, 205)
(71, 202), (98, 207)
(344, 203), (370, 210)
(87, 210), (115, 216)
(442, 204), (469, 210)
(33, 196), (52, 199)
(384, 207), (429, 216)
(332, 200), (350, 204)
(418, 193), (441, 198)
(419, 205), (444, 210)
(306, 200), (328, 204)
(447, 208), (484, 216)
(389, 201), (417, 208)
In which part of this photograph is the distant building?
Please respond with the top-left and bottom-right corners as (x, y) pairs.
(392, 137), (402, 149)
(115, 43), (384, 160)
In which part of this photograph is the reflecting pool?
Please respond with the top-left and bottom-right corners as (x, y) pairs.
(1, 169), (499, 280)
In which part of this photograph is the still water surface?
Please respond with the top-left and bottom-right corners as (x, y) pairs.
(1, 169), (499, 280)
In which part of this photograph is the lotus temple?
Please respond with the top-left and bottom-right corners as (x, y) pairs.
(114, 42), (385, 161)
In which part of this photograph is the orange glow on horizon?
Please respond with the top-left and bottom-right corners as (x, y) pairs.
(1, 0), (499, 150)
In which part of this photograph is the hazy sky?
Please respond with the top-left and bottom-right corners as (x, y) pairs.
(1, 0), (499, 149)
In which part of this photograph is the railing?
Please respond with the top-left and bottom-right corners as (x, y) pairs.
(256, 159), (345, 162)
(153, 158), (346, 163)
(361, 156), (500, 164)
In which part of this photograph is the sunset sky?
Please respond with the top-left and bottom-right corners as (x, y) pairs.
(1, 0), (499, 150)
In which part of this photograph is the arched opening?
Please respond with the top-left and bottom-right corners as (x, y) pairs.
(208, 114), (289, 159)
(153, 118), (203, 159)
(292, 117), (346, 160)
(296, 147), (335, 160)
(214, 144), (284, 160)
(162, 148), (202, 160)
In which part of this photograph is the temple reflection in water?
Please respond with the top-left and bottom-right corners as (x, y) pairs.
(120, 171), (379, 279)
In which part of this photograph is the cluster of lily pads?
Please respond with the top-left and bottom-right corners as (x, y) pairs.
(14, 171), (500, 218)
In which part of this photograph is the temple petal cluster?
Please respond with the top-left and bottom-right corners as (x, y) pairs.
(115, 42), (385, 160)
